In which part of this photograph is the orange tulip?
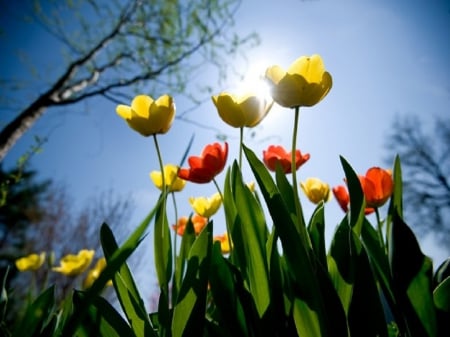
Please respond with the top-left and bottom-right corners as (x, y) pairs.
(172, 214), (208, 236)
(178, 142), (228, 183)
(332, 185), (374, 215)
(263, 145), (309, 173)
(359, 167), (393, 208)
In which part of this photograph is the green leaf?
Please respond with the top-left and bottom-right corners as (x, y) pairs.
(154, 194), (172, 295)
(307, 202), (327, 268)
(389, 210), (437, 337)
(173, 215), (197, 305)
(434, 276), (450, 337)
(208, 242), (248, 337)
(100, 224), (155, 337)
(13, 285), (55, 337)
(244, 144), (348, 337)
(231, 161), (270, 317)
(340, 156), (365, 236)
(73, 290), (135, 337)
(388, 155), (403, 219)
(171, 220), (212, 337)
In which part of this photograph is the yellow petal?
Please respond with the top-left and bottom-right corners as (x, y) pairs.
(131, 95), (153, 118)
(116, 105), (132, 120)
(212, 94), (246, 128)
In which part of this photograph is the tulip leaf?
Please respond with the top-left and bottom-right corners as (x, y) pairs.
(208, 242), (249, 337)
(340, 156), (365, 236)
(231, 161), (270, 317)
(73, 290), (134, 337)
(434, 276), (450, 312)
(388, 155), (403, 219)
(307, 202), (327, 269)
(154, 195), (172, 293)
(360, 218), (397, 316)
(389, 210), (437, 337)
(171, 220), (212, 337)
(173, 215), (196, 305)
(328, 218), (357, 315)
(100, 224), (156, 337)
(244, 144), (348, 337)
(13, 285), (55, 337)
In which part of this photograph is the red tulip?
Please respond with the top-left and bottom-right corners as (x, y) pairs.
(359, 167), (393, 208)
(263, 145), (310, 173)
(178, 142), (228, 183)
(332, 185), (375, 215)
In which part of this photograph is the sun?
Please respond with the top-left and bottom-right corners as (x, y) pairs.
(235, 61), (272, 103)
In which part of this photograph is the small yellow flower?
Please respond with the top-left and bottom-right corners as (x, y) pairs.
(214, 233), (231, 254)
(116, 94), (175, 136)
(247, 181), (256, 192)
(82, 257), (113, 289)
(212, 92), (272, 128)
(265, 54), (332, 108)
(52, 249), (95, 277)
(300, 178), (332, 204)
(189, 193), (222, 218)
(150, 164), (186, 192)
(15, 252), (46, 271)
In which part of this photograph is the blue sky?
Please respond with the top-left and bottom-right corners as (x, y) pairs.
(2, 0), (449, 295)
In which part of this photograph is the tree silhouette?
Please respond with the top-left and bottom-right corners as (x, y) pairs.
(0, 0), (257, 161)
(386, 114), (450, 250)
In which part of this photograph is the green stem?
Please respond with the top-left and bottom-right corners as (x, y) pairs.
(153, 135), (169, 296)
(375, 207), (385, 251)
(213, 177), (232, 253)
(291, 106), (310, 250)
(171, 191), (178, 271)
(239, 126), (244, 168)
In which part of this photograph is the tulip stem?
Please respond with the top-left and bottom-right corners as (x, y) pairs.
(375, 207), (385, 252)
(291, 106), (310, 249)
(239, 127), (244, 168)
(213, 177), (232, 254)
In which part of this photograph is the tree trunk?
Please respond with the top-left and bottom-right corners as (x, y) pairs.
(0, 95), (53, 162)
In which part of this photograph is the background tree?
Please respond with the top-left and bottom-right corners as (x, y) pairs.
(385, 113), (450, 251)
(0, 0), (257, 161)
(1, 171), (133, 326)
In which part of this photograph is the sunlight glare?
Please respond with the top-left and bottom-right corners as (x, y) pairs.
(235, 61), (272, 103)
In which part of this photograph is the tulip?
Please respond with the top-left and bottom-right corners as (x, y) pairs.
(15, 252), (46, 272)
(82, 257), (112, 289)
(265, 54), (332, 108)
(189, 193), (222, 218)
(150, 164), (186, 192)
(178, 142), (228, 183)
(359, 167), (394, 208)
(300, 178), (331, 204)
(212, 92), (272, 128)
(52, 249), (95, 277)
(116, 94), (175, 136)
(332, 185), (374, 215)
(263, 145), (310, 173)
(172, 214), (208, 236)
(214, 233), (231, 254)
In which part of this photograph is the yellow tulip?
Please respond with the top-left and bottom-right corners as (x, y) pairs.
(214, 233), (231, 254)
(52, 249), (95, 277)
(15, 252), (46, 271)
(116, 94), (175, 136)
(265, 54), (332, 108)
(211, 93), (272, 128)
(300, 178), (332, 204)
(82, 257), (113, 289)
(189, 193), (222, 218)
(150, 164), (186, 192)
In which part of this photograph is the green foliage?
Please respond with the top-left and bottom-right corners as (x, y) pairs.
(2, 141), (449, 337)
(4, 148), (450, 337)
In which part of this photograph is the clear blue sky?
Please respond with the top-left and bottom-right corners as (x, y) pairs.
(2, 0), (449, 297)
